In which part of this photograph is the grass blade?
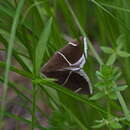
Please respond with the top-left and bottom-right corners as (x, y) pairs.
(35, 17), (53, 75)
(0, 0), (25, 124)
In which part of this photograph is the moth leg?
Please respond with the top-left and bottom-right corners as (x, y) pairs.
(62, 71), (72, 86)
(74, 88), (82, 93)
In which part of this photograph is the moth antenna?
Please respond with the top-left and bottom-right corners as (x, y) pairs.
(62, 71), (72, 86)
(83, 37), (88, 59)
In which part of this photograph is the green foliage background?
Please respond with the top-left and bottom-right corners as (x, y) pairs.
(0, 0), (130, 129)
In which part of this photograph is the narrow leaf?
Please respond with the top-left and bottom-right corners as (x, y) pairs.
(106, 53), (116, 65)
(0, 0), (25, 123)
(101, 46), (113, 54)
(110, 122), (122, 129)
(35, 17), (52, 75)
(89, 92), (105, 100)
(118, 51), (130, 58)
(114, 85), (128, 92)
(92, 123), (105, 128)
(116, 34), (126, 51)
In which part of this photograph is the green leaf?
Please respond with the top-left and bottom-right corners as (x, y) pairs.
(101, 46), (114, 54)
(39, 77), (107, 114)
(110, 121), (122, 129)
(0, 61), (33, 78)
(32, 77), (56, 84)
(116, 34), (126, 50)
(114, 85), (128, 92)
(114, 71), (121, 81)
(92, 123), (105, 128)
(95, 82), (106, 88)
(106, 53), (116, 65)
(0, 0), (25, 123)
(118, 51), (130, 58)
(108, 92), (117, 100)
(96, 71), (103, 80)
(90, 92), (105, 100)
(100, 65), (113, 79)
(18, 55), (33, 72)
(35, 17), (53, 75)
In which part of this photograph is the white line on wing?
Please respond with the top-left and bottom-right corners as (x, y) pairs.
(68, 42), (77, 46)
(57, 51), (72, 66)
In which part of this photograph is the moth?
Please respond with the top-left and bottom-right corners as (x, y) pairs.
(42, 37), (92, 94)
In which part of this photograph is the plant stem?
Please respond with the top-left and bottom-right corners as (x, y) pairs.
(107, 99), (112, 130)
(32, 84), (37, 129)
(112, 83), (130, 121)
(0, 0), (25, 126)
(116, 91), (130, 121)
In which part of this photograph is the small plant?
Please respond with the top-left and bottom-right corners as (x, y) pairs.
(90, 65), (128, 129)
(92, 116), (126, 129)
(101, 34), (130, 65)
(90, 35), (130, 128)
(90, 65), (124, 101)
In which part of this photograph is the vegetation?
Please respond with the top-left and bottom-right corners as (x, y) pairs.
(0, 0), (130, 129)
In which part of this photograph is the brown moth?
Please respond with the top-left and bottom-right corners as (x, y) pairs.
(42, 37), (92, 94)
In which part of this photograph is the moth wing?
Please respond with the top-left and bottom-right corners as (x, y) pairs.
(43, 70), (71, 85)
(42, 52), (69, 72)
(43, 69), (92, 94)
(64, 70), (92, 94)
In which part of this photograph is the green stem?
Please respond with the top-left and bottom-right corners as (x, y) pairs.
(0, 0), (25, 125)
(107, 99), (112, 130)
(116, 91), (130, 121)
(32, 84), (37, 129)
(107, 99), (111, 119)
(112, 83), (130, 121)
